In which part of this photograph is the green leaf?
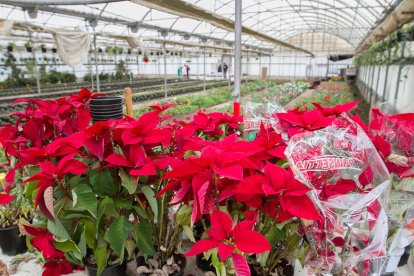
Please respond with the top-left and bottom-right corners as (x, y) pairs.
(107, 217), (133, 260)
(134, 221), (156, 256)
(119, 169), (138, 194)
(175, 205), (191, 226)
(54, 239), (82, 260)
(89, 170), (116, 196)
(78, 229), (87, 257)
(125, 240), (136, 260)
(82, 219), (96, 250)
(61, 210), (94, 220)
(141, 186), (158, 217)
(293, 241), (310, 268)
(183, 225), (195, 242)
(72, 184), (97, 217)
(113, 198), (133, 210)
(133, 206), (148, 220)
(258, 251), (269, 267)
(97, 197), (117, 223)
(24, 180), (38, 201)
(47, 218), (71, 240)
(94, 246), (108, 276)
(266, 224), (284, 247)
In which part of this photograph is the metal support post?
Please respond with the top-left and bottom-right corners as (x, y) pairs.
(382, 50), (391, 102)
(203, 47), (206, 92)
(233, 0), (242, 116)
(30, 37), (41, 94)
(268, 56), (271, 79)
(163, 42), (168, 98)
(394, 40), (407, 110)
(92, 26), (100, 92)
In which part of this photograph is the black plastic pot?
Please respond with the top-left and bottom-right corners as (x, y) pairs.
(398, 244), (412, 267)
(91, 106), (123, 112)
(84, 261), (127, 276)
(41, 48), (47, 53)
(90, 109), (123, 115)
(0, 225), (27, 255)
(52, 48), (57, 53)
(90, 96), (123, 122)
(91, 96), (123, 106)
(26, 47), (32, 53)
(91, 113), (123, 119)
(91, 104), (123, 112)
(7, 46), (13, 52)
(136, 254), (186, 276)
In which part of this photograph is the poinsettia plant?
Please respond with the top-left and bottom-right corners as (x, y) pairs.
(281, 105), (390, 275)
(156, 107), (323, 274)
(369, 108), (414, 273)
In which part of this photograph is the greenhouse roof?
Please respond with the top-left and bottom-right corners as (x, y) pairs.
(0, 0), (396, 53)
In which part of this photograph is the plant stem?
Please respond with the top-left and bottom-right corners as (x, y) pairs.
(158, 193), (167, 246)
(339, 227), (352, 275)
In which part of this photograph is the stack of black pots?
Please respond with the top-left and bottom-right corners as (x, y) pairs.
(90, 96), (123, 123)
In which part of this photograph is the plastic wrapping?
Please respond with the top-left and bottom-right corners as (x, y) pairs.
(369, 109), (414, 272)
(243, 102), (285, 141)
(369, 108), (414, 159)
(285, 114), (391, 274)
(383, 189), (414, 272)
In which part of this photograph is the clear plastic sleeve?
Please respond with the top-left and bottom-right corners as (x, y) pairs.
(243, 102), (285, 141)
(285, 114), (391, 274)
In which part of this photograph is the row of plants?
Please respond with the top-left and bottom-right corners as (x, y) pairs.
(354, 22), (414, 66)
(3, 43), (188, 57)
(0, 77), (177, 97)
(0, 52), (156, 92)
(246, 80), (309, 106)
(133, 81), (268, 118)
(5, 42), (56, 54)
(0, 87), (413, 276)
(0, 80), (229, 126)
(295, 83), (371, 122)
(129, 80), (231, 103)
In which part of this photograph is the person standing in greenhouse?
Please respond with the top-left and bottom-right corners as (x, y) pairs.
(177, 65), (183, 79)
(223, 63), (228, 80)
(184, 64), (190, 79)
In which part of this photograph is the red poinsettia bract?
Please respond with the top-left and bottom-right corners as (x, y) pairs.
(185, 210), (270, 275)
(20, 221), (73, 276)
(238, 162), (321, 221)
(24, 154), (88, 219)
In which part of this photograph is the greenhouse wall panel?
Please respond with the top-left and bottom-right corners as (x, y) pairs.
(357, 64), (414, 113)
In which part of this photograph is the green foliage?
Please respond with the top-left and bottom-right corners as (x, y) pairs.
(355, 22), (414, 66)
(133, 80), (267, 118)
(47, 70), (76, 84)
(115, 60), (129, 80)
(0, 182), (33, 228)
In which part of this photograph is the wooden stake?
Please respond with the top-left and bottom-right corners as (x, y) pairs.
(124, 87), (133, 117)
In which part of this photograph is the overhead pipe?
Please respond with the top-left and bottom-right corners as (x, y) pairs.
(355, 0), (414, 55)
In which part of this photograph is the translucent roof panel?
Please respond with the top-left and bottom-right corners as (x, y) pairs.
(0, 0), (395, 53)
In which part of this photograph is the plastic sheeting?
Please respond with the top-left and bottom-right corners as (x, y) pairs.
(47, 27), (91, 68)
(369, 108), (414, 273)
(285, 114), (391, 274)
(0, 19), (13, 36)
(243, 102), (285, 141)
